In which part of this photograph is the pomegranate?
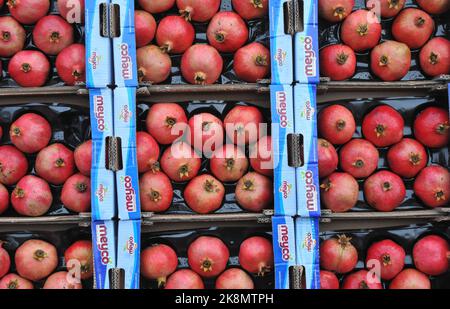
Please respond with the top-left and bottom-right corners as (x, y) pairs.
(138, 0), (175, 14)
(64, 240), (93, 280)
(0, 183), (8, 215)
(56, 43), (85, 85)
(234, 42), (270, 83)
(362, 105), (404, 147)
(135, 10), (156, 48)
(239, 236), (273, 276)
(160, 142), (201, 182)
(6, 0), (50, 25)
(250, 135), (273, 177)
(181, 44), (223, 85)
(43, 271), (82, 289)
(366, 0), (405, 18)
(165, 269), (204, 289)
(216, 268), (254, 289)
(57, 0), (85, 24)
(0, 16), (26, 57)
(184, 174), (225, 214)
(318, 105), (356, 145)
(339, 139), (379, 179)
(318, 0), (355, 22)
(232, 0), (268, 20)
(420, 37), (450, 77)
(320, 235), (358, 274)
(320, 172), (359, 213)
(0, 274), (33, 289)
(320, 44), (356, 81)
(11, 175), (52, 217)
(320, 270), (340, 289)
(364, 170), (406, 212)
(33, 15), (74, 55)
(392, 8), (434, 49)
(188, 113), (224, 154)
(74, 140), (92, 177)
(156, 15), (195, 54)
(387, 138), (428, 178)
(141, 244), (178, 287)
(61, 173), (91, 213)
(370, 40), (411, 81)
(137, 45), (172, 84)
(210, 144), (249, 182)
(413, 165), (449, 208)
(146, 103), (187, 145)
(366, 239), (405, 280)
(413, 235), (449, 276)
(176, 0), (221, 22)
(416, 0), (450, 15)
(341, 9), (382, 52)
(136, 131), (160, 173)
(15, 239), (57, 281)
(342, 270), (383, 289)
(0, 241), (10, 278)
(8, 50), (50, 87)
(207, 12), (248, 53)
(10, 113), (51, 154)
(224, 105), (264, 145)
(390, 269), (431, 289)
(414, 107), (449, 148)
(235, 172), (272, 212)
(0, 145), (28, 185)
(35, 143), (75, 185)
(187, 236), (229, 278)
(139, 171), (173, 213)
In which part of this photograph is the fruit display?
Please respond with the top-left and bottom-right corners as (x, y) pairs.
(319, 0), (450, 81)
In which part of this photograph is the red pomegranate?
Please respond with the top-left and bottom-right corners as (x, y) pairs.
(15, 239), (58, 281)
(146, 103), (187, 145)
(0, 273), (33, 289)
(0, 145), (28, 185)
(420, 37), (450, 77)
(413, 235), (449, 276)
(341, 9), (382, 52)
(416, 0), (450, 15)
(362, 105), (404, 147)
(156, 15), (195, 54)
(33, 15), (74, 55)
(342, 270), (383, 289)
(364, 170), (406, 212)
(6, 0), (50, 25)
(181, 44), (223, 85)
(250, 135), (273, 177)
(207, 12), (248, 53)
(370, 41), (411, 81)
(188, 113), (224, 155)
(320, 270), (340, 289)
(414, 107), (449, 148)
(339, 139), (379, 179)
(0, 16), (26, 57)
(135, 10), (156, 48)
(210, 144), (249, 182)
(390, 269), (431, 289)
(224, 105), (264, 145)
(0, 241), (10, 278)
(366, 239), (405, 280)
(35, 143), (75, 185)
(235, 172), (273, 212)
(320, 44), (356, 81)
(137, 45), (172, 84)
(56, 43), (86, 85)
(387, 138), (428, 178)
(0, 183), (9, 215)
(234, 42), (270, 83)
(141, 244), (178, 287)
(366, 0), (405, 18)
(11, 175), (53, 217)
(318, 0), (355, 22)
(61, 173), (91, 213)
(136, 131), (160, 173)
(232, 0), (268, 20)
(413, 165), (449, 208)
(320, 235), (358, 274)
(184, 174), (225, 214)
(64, 240), (93, 280)
(165, 269), (204, 289)
(160, 142), (201, 182)
(392, 8), (434, 49)
(74, 140), (92, 177)
(57, 0), (85, 24)
(176, 0), (221, 22)
(318, 138), (338, 178)
(139, 0), (175, 14)
(10, 113), (52, 154)
(318, 105), (356, 145)
(139, 171), (173, 213)
(239, 236), (273, 276)
(215, 268), (254, 289)
(8, 50), (50, 87)
(187, 236), (230, 278)
(43, 271), (82, 289)
(320, 172), (359, 213)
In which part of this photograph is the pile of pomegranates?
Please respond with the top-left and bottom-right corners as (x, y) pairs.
(135, 0), (270, 84)
(0, 0), (86, 87)
(138, 102), (273, 214)
(319, 0), (450, 81)
(318, 103), (449, 213)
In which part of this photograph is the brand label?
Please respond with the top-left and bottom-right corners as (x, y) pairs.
(96, 224), (111, 265)
(300, 100), (315, 121)
(96, 184), (107, 202)
(125, 236), (137, 255)
(279, 180), (292, 199)
(93, 95), (106, 132)
(274, 48), (287, 67)
(303, 36), (316, 77)
(119, 104), (132, 123)
(277, 224), (291, 261)
(302, 232), (317, 253)
(120, 44), (133, 80)
(276, 91), (289, 128)
(303, 171), (318, 212)
(123, 176), (136, 212)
